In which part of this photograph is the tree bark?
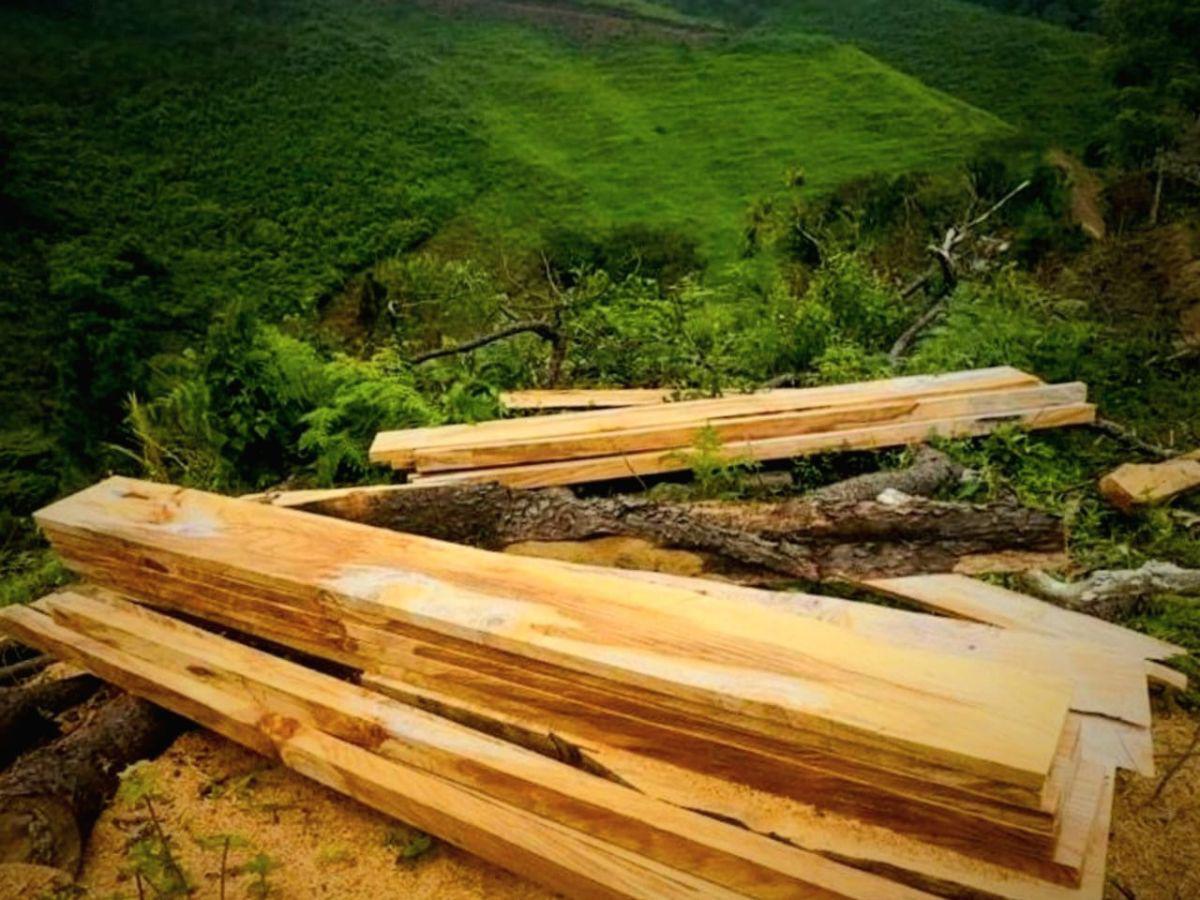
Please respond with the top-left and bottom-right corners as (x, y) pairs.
(1019, 562), (1200, 621)
(286, 482), (1062, 582)
(0, 693), (184, 874)
(807, 446), (962, 503)
(0, 675), (101, 770)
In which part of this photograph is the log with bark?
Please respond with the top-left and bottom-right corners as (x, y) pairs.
(1019, 562), (1200, 621)
(270, 479), (1063, 582)
(0, 675), (100, 770)
(0, 693), (183, 874)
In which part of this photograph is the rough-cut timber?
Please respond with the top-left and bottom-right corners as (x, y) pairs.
(0, 594), (928, 900)
(34, 477), (1076, 800)
(0, 692), (181, 874)
(410, 404), (1096, 489)
(1099, 449), (1200, 509)
(502, 389), (679, 410)
(862, 573), (1186, 664)
(408, 383), (1088, 473)
(255, 481), (1063, 581)
(0, 674), (100, 769)
(374, 367), (1045, 468)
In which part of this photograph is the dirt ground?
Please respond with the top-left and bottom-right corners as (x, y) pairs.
(66, 729), (554, 900)
(0, 682), (1195, 900)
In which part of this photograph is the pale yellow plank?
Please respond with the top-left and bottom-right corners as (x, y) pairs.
(36, 477), (1074, 793)
(412, 403), (1096, 487)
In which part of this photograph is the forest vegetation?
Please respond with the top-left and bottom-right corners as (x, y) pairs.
(1, 0), (1199, 687)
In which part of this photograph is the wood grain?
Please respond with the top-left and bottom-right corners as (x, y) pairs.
(35, 477), (1074, 797)
(372, 367), (1044, 468)
(412, 383), (1088, 473)
(1099, 449), (1200, 509)
(15, 588), (927, 900)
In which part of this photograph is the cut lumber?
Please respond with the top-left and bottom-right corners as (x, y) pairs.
(0, 594), (929, 900)
(1099, 449), (1200, 509)
(34, 477), (1076, 800)
(861, 573), (1186, 663)
(0, 692), (181, 874)
(0, 674), (100, 769)
(252, 481), (1065, 581)
(410, 382), (1088, 473)
(373, 367), (1045, 468)
(410, 403), (1096, 488)
(502, 389), (679, 410)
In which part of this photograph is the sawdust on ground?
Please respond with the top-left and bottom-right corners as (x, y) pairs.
(1107, 704), (1200, 899)
(67, 729), (555, 900)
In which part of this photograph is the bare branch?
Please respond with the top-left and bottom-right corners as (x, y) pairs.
(411, 320), (559, 365)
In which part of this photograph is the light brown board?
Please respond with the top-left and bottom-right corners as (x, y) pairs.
(15, 589), (925, 900)
(35, 477), (1075, 796)
(413, 383), (1088, 472)
(411, 404), (1095, 488)
(372, 367), (1044, 468)
(862, 574), (1185, 663)
(1099, 449), (1200, 509)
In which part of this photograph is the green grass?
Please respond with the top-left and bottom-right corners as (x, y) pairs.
(432, 22), (1007, 260)
(662, 0), (1111, 147)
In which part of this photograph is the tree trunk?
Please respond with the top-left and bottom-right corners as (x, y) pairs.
(0, 693), (184, 874)
(287, 482), (1062, 581)
(0, 675), (101, 770)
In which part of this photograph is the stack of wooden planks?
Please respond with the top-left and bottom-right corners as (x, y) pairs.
(0, 475), (1180, 899)
(372, 368), (1096, 488)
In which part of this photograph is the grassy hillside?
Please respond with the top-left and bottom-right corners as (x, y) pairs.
(662, 0), (1110, 146)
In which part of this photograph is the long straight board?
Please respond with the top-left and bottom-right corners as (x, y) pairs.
(411, 403), (1096, 488)
(12, 588), (927, 900)
(412, 383), (1088, 472)
(36, 477), (1073, 796)
(372, 367), (1044, 468)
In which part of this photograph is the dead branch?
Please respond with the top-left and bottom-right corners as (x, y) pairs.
(1019, 561), (1200, 621)
(411, 320), (560, 365)
(888, 180), (1031, 363)
(1089, 417), (1177, 460)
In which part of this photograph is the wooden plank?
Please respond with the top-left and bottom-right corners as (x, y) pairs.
(35, 477), (1075, 797)
(602, 567), (1151, 730)
(36, 529), (1076, 831)
(372, 367), (1044, 468)
(363, 661), (1099, 888)
(1099, 449), (1200, 509)
(1146, 660), (1189, 691)
(502, 389), (678, 410)
(24, 588), (923, 900)
(0, 605), (783, 900)
(861, 573), (1186, 662)
(412, 403), (1097, 488)
(413, 383), (1089, 473)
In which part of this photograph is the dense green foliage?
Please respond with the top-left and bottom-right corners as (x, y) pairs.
(1, 0), (1198, 688)
(1102, 0), (1200, 163)
(962, 0), (1099, 30)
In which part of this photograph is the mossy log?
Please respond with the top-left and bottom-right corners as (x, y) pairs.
(0, 693), (183, 874)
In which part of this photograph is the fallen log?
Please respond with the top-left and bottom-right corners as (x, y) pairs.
(0, 674), (100, 769)
(1019, 562), (1200, 621)
(808, 446), (963, 502)
(0, 693), (183, 874)
(269, 482), (1063, 581)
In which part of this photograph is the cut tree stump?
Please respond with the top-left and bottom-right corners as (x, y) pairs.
(0, 674), (100, 769)
(267, 481), (1063, 581)
(0, 693), (183, 874)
